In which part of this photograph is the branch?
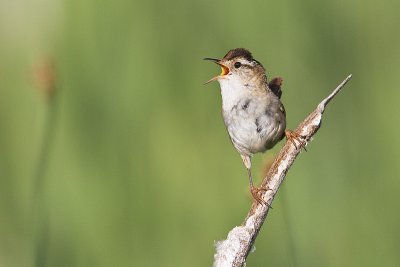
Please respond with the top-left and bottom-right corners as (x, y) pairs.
(213, 74), (353, 267)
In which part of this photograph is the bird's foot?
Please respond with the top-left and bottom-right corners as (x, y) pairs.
(250, 186), (271, 206)
(285, 129), (307, 151)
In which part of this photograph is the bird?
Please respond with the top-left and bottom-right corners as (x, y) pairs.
(204, 48), (301, 205)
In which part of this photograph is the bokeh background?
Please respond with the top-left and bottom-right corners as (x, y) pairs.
(1, 0), (400, 266)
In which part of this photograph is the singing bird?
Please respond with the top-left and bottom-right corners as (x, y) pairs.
(205, 48), (301, 204)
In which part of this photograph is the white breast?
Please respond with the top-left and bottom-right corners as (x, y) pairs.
(218, 76), (249, 112)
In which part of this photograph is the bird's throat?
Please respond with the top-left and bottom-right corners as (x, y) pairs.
(219, 78), (251, 112)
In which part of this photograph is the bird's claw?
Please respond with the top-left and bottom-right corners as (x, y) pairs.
(250, 186), (272, 207)
(285, 130), (307, 151)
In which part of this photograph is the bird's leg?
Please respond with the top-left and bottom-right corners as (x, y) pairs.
(241, 155), (269, 206)
(285, 129), (307, 151)
(248, 168), (269, 206)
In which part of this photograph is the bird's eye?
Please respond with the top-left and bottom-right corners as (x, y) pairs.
(234, 62), (241, 68)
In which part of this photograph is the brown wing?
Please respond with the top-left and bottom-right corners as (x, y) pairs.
(268, 77), (283, 99)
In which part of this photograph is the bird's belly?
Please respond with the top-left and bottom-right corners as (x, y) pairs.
(223, 106), (285, 156)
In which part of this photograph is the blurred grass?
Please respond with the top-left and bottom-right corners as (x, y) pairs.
(1, 0), (400, 266)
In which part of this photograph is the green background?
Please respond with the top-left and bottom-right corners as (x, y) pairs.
(1, 0), (399, 266)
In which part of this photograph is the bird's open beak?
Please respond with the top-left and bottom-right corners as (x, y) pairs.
(203, 58), (230, 84)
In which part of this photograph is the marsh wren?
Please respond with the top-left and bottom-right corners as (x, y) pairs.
(205, 48), (293, 205)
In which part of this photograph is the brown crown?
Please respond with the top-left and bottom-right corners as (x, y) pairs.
(222, 48), (253, 61)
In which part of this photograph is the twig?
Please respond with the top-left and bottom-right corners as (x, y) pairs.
(213, 74), (352, 267)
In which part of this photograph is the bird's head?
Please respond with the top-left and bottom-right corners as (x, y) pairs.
(204, 48), (267, 86)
